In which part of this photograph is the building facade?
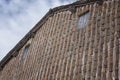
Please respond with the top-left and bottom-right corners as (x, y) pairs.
(0, 0), (120, 80)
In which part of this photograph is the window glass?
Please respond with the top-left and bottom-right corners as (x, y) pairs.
(78, 12), (89, 29)
(22, 45), (30, 60)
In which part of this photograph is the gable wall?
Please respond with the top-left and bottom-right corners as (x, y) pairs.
(0, 1), (120, 80)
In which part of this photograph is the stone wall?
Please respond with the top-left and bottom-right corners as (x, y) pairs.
(0, 1), (120, 80)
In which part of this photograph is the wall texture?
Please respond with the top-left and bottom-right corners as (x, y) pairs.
(0, 1), (120, 80)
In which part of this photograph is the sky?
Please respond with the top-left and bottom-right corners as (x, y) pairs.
(0, 0), (76, 60)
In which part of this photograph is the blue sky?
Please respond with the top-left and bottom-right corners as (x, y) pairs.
(0, 0), (76, 60)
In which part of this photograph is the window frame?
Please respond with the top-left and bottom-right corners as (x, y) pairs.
(77, 11), (90, 29)
(21, 44), (30, 60)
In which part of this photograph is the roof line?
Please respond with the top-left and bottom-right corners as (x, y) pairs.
(0, 0), (103, 70)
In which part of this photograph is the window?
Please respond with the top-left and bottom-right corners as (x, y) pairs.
(21, 44), (30, 60)
(77, 12), (89, 29)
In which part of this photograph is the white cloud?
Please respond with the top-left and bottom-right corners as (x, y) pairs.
(0, 0), (76, 60)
